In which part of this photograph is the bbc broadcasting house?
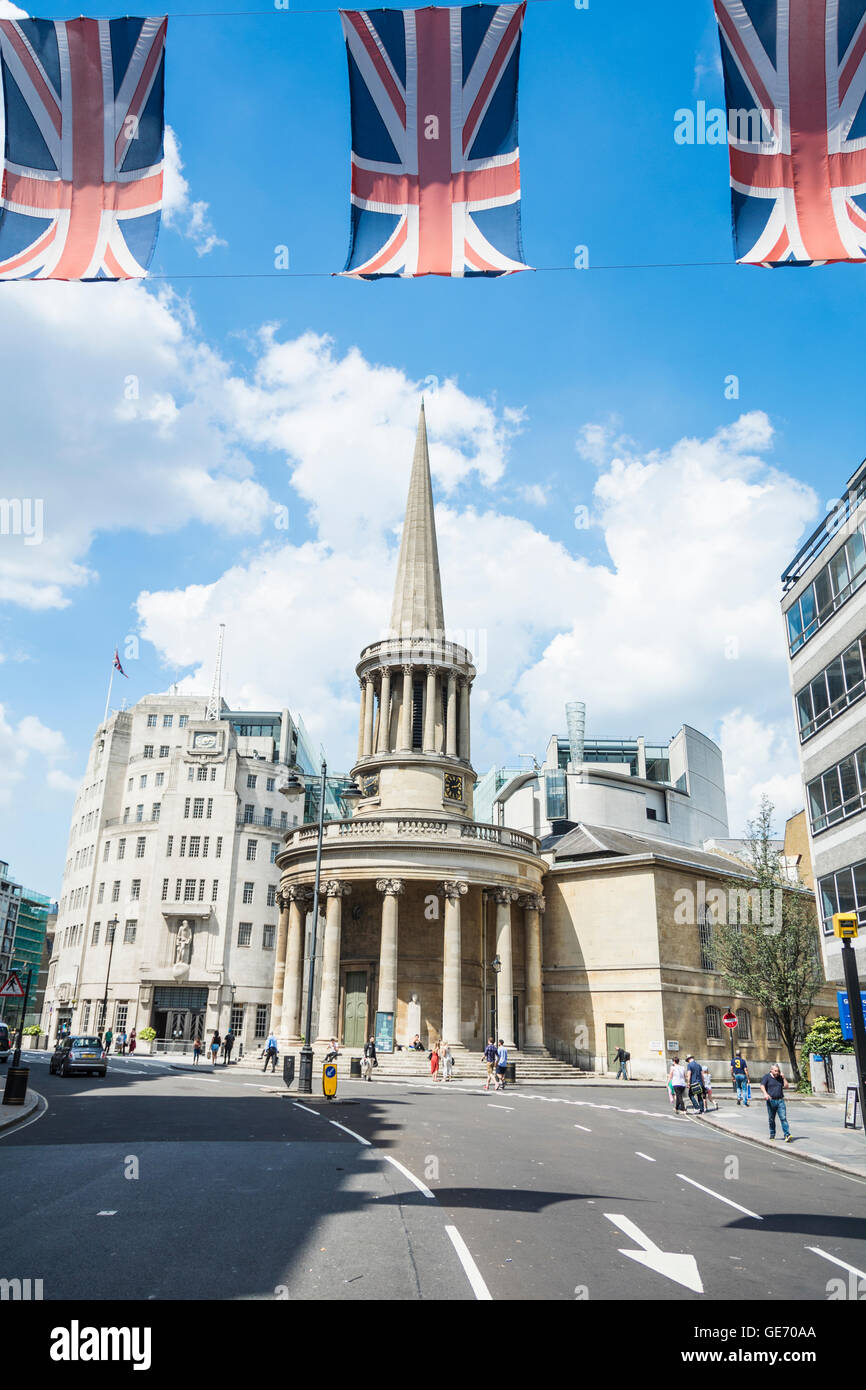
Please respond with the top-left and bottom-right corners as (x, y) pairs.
(41, 697), (324, 1053)
(782, 457), (866, 983)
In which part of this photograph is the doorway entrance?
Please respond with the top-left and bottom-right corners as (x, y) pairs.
(343, 971), (368, 1047)
(606, 1023), (625, 1070)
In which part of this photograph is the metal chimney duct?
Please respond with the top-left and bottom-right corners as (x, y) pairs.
(565, 701), (586, 768)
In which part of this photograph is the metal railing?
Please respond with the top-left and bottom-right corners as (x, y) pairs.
(782, 471), (866, 592)
(236, 814), (288, 832)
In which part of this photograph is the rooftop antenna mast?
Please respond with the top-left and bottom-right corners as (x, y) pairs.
(205, 623), (225, 722)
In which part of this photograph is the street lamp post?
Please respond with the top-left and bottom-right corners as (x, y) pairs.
(491, 954), (502, 1039)
(281, 763), (362, 1094)
(100, 916), (119, 1040)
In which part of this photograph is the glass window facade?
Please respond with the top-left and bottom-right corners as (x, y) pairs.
(795, 630), (866, 741)
(807, 741), (866, 834)
(818, 858), (866, 934)
(787, 517), (866, 654)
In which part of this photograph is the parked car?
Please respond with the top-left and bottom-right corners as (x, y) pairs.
(0, 1023), (9, 1063)
(49, 1035), (107, 1078)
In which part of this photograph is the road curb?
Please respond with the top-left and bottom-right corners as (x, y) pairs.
(700, 1111), (866, 1180)
(0, 1087), (42, 1133)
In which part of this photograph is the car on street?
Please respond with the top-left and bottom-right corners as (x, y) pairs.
(49, 1035), (107, 1078)
(0, 1022), (10, 1063)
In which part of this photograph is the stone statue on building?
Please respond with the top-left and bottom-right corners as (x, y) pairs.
(175, 919), (192, 964)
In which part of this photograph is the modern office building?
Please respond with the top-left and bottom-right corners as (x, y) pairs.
(40, 694), (336, 1051)
(781, 457), (866, 982)
(14, 888), (53, 984)
(0, 860), (22, 982)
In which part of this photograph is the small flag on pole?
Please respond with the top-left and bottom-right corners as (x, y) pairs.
(114, 649), (129, 677)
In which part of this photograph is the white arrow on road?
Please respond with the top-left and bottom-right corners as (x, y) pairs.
(603, 1213), (703, 1293)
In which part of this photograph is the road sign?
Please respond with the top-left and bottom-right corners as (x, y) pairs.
(837, 990), (866, 1040)
(322, 1062), (337, 1098)
(723, 1011), (738, 1029)
(0, 972), (24, 998)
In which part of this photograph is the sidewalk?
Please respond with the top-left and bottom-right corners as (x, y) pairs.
(702, 1094), (866, 1179)
(0, 1088), (41, 1133)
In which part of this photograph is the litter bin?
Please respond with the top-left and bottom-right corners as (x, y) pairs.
(3, 1066), (29, 1106)
(350, 1056), (362, 1078)
(282, 1055), (296, 1089)
(505, 1062), (516, 1085)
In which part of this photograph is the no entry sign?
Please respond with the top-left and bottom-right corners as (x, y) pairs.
(723, 1011), (738, 1029)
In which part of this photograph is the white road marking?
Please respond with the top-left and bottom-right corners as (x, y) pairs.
(807, 1246), (866, 1281)
(0, 1091), (48, 1139)
(574, 1124), (592, 1132)
(488, 1104), (514, 1111)
(384, 1154), (436, 1199)
(445, 1225), (493, 1301)
(635, 1152), (656, 1162)
(329, 1119), (371, 1146)
(604, 1213), (703, 1294)
(97, 1211), (117, 1216)
(675, 1173), (762, 1220)
(293, 1102), (319, 1116)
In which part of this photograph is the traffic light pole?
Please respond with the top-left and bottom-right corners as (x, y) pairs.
(10, 966), (32, 1069)
(841, 938), (866, 1141)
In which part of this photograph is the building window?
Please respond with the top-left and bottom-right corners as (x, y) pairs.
(184, 879), (197, 902)
(197, 766), (208, 782)
(263, 924), (275, 949)
(211, 879), (219, 902)
(243, 882), (254, 904)
(786, 519), (866, 655)
(180, 837), (187, 857)
(97, 882), (105, 904)
(818, 858), (866, 935)
(166, 835), (173, 856)
(179, 715), (188, 728)
(139, 775), (147, 789)
(80, 1000), (91, 1030)
(130, 880), (141, 901)
(266, 777), (275, 792)
(795, 631), (866, 742)
(124, 921), (137, 944)
(705, 1006), (721, 1039)
(147, 714), (157, 728)
(117, 839), (126, 861)
(103, 841), (110, 862)
(698, 906), (714, 972)
(155, 772), (164, 787)
(270, 843), (278, 864)
(263, 807), (273, 827)
(198, 879), (205, 901)
(545, 769), (567, 821)
(808, 743), (866, 835)
(115, 1003), (129, 1032)
(216, 837), (223, 858)
(184, 798), (191, 818)
(206, 798), (213, 818)
(247, 840), (257, 862)
(210, 767), (216, 781)
(152, 803), (161, 821)
(136, 837), (146, 858)
(189, 837), (201, 858)
(159, 745), (169, 758)
(161, 879), (169, 902)
(230, 1004), (244, 1033)
(135, 805), (144, 822)
(175, 879), (182, 901)
(122, 807), (130, 823)
(202, 837), (209, 857)
(280, 811), (287, 829)
(187, 766), (194, 781)
(244, 804), (254, 824)
(766, 1014), (780, 1042)
(255, 1004), (268, 1038)
(237, 923), (252, 947)
(267, 884), (276, 906)
(247, 774), (257, 789)
(91, 922), (100, 945)
(737, 1007), (752, 1041)
(144, 745), (154, 759)
(111, 882), (120, 903)
(96, 1000), (107, 1031)
(163, 714), (173, 727)
(106, 920), (117, 944)
(193, 798), (204, 819)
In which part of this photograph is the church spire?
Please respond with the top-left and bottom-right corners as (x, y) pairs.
(389, 401), (446, 638)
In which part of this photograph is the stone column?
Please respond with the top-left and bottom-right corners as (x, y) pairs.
(458, 678), (471, 761)
(440, 880), (468, 1047)
(522, 893), (545, 1050)
(362, 675), (375, 757)
(357, 680), (367, 761)
(315, 881), (351, 1043)
(399, 666), (413, 751)
(270, 890), (291, 1033)
(376, 878), (404, 1015)
(446, 672), (458, 757)
(423, 666), (437, 752)
(493, 887), (518, 1048)
(281, 885), (310, 1042)
(377, 669), (392, 753)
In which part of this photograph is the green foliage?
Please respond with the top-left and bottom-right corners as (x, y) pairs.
(137, 1026), (157, 1041)
(22, 1024), (41, 1035)
(801, 1015), (852, 1058)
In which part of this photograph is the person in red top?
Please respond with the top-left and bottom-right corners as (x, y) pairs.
(430, 1042), (440, 1080)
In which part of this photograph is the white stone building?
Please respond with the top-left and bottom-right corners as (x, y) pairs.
(42, 695), (316, 1052)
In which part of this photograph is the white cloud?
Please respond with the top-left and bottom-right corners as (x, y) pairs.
(517, 483), (549, 506)
(718, 711), (805, 837)
(162, 126), (227, 258)
(0, 704), (72, 806)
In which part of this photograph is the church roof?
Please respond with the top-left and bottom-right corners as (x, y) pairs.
(389, 401), (446, 637)
(543, 822), (748, 878)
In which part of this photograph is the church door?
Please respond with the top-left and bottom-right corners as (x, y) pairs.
(343, 971), (368, 1048)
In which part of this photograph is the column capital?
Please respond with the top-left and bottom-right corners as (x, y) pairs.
(520, 893), (546, 913)
(402, 664), (414, 676)
(438, 879), (469, 900)
(447, 669), (458, 685)
(323, 879), (352, 898)
(286, 883), (313, 904)
(492, 886), (519, 905)
(376, 878), (405, 896)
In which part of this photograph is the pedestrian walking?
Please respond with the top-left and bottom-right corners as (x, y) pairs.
(613, 1045), (630, 1080)
(760, 1063), (793, 1141)
(494, 1039), (508, 1091)
(482, 1037), (498, 1090)
(685, 1055), (705, 1114)
(210, 1030), (221, 1064)
(731, 1051), (750, 1106)
(192, 1036), (203, 1065)
(701, 1063), (714, 1111)
(430, 1042), (440, 1080)
(103, 1027), (113, 1058)
(118, 1031), (128, 1055)
(668, 1056), (687, 1113)
(362, 1034), (377, 1080)
(128, 1029), (136, 1055)
(441, 1042), (454, 1081)
(223, 1028), (235, 1065)
(263, 1031), (279, 1073)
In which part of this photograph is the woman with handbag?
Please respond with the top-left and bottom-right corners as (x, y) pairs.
(430, 1042), (440, 1081)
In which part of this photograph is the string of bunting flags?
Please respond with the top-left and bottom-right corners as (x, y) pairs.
(0, 0), (864, 281)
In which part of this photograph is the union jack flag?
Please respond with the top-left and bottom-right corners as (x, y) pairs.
(0, 17), (167, 280)
(113, 648), (128, 677)
(715, 0), (866, 265)
(339, 4), (529, 277)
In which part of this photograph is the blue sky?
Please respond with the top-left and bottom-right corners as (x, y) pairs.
(0, 0), (860, 894)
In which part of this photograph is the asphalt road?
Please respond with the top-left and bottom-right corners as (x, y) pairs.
(4, 1053), (865, 1302)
